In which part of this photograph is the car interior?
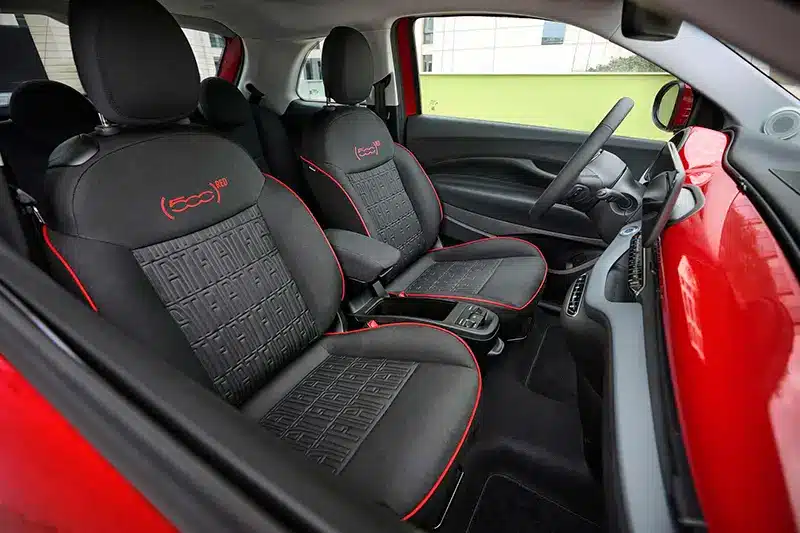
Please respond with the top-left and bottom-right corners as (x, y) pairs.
(0, 0), (770, 531)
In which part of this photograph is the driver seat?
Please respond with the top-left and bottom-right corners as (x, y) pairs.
(302, 27), (547, 318)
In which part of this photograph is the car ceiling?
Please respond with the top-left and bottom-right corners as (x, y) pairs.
(5, 0), (623, 40)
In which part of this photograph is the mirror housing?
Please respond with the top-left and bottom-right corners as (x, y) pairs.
(621, 0), (682, 41)
(652, 80), (694, 132)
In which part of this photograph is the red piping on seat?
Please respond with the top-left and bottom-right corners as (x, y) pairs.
(392, 237), (548, 311)
(299, 156), (371, 237)
(394, 142), (443, 221)
(263, 173), (346, 301)
(324, 322), (481, 521)
(42, 226), (99, 312)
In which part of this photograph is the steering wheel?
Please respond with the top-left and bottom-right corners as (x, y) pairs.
(528, 97), (635, 222)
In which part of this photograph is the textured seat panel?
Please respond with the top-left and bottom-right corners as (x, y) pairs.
(347, 159), (427, 271)
(260, 354), (418, 473)
(135, 206), (319, 405)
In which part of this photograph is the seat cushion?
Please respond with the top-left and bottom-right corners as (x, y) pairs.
(241, 322), (481, 522)
(386, 237), (548, 313)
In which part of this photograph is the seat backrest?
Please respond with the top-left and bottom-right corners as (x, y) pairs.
(42, 0), (343, 407)
(300, 27), (443, 275)
(198, 77), (309, 201)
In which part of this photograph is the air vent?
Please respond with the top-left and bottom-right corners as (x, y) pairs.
(628, 233), (645, 296)
(566, 273), (588, 317)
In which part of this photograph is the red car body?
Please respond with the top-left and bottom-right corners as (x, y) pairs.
(661, 127), (800, 532)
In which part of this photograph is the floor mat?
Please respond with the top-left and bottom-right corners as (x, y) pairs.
(525, 324), (577, 405)
(467, 474), (600, 533)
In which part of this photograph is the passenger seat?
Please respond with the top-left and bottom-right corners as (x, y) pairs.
(40, 0), (481, 527)
(197, 76), (310, 201)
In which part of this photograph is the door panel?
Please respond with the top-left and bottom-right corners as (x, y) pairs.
(405, 114), (662, 243)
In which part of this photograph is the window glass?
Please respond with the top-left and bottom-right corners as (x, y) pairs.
(413, 16), (672, 140)
(0, 12), (227, 113)
(298, 40), (326, 101)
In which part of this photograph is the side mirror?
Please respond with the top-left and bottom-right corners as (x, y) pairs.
(652, 80), (694, 132)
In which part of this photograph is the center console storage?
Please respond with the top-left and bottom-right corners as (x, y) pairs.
(350, 296), (501, 358)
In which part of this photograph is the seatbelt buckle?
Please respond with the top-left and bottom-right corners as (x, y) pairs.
(16, 188), (45, 224)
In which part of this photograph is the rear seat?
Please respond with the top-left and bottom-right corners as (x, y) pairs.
(0, 80), (98, 261)
(0, 80), (98, 203)
(197, 77), (312, 202)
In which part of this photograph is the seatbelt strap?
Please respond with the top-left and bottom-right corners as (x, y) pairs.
(371, 73), (392, 124)
(245, 82), (265, 105)
(0, 145), (49, 268)
(244, 83), (271, 172)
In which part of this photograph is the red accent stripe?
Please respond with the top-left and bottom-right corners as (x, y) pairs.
(395, 18), (419, 116)
(300, 157), (371, 237)
(324, 322), (481, 521)
(395, 237), (548, 311)
(263, 173), (346, 301)
(218, 36), (244, 83)
(394, 142), (443, 221)
(42, 226), (99, 312)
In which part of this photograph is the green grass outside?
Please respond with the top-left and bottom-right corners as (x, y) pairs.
(419, 73), (675, 140)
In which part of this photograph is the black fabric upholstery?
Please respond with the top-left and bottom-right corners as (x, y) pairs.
(198, 77), (252, 129)
(243, 323), (480, 520)
(325, 229), (400, 283)
(302, 25), (549, 319)
(10, 80), (99, 147)
(133, 206), (321, 406)
(198, 77), (308, 201)
(69, 0), (199, 125)
(42, 1), (482, 523)
(302, 106), (437, 273)
(0, 81), (98, 202)
(387, 237), (548, 313)
(322, 27), (374, 105)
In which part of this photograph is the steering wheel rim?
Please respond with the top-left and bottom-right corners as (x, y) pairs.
(528, 97), (635, 222)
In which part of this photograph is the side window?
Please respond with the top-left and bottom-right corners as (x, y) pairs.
(298, 40), (325, 101)
(412, 16), (673, 139)
(0, 13), (228, 114)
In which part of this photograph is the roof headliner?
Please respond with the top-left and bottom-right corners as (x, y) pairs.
(3, 0), (623, 41)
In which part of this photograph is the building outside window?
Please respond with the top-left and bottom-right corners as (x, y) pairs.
(422, 54), (433, 72)
(422, 17), (434, 44)
(208, 33), (225, 48)
(541, 21), (565, 45)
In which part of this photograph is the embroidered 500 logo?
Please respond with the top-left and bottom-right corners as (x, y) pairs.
(161, 178), (228, 220)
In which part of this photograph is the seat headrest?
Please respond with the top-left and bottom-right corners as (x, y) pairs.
(68, 0), (199, 126)
(322, 26), (374, 105)
(10, 80), (99, 146)
(198, 77), (252, 130)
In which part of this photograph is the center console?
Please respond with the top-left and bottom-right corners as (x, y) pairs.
(350, 296), (501, 356)
(324, 229), (502, 360)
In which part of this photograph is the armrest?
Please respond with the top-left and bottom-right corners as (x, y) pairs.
(325, 229), (400, 284)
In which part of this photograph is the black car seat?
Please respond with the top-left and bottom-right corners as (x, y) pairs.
(0, 80), (99, 261)
(40, 0), (480, 527)
(197, 77), (309, 197)
(301, 27), (548, 320)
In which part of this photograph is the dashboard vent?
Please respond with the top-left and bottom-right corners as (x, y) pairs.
(628, 232), (645, 296)
(566, 273), (588, 317)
